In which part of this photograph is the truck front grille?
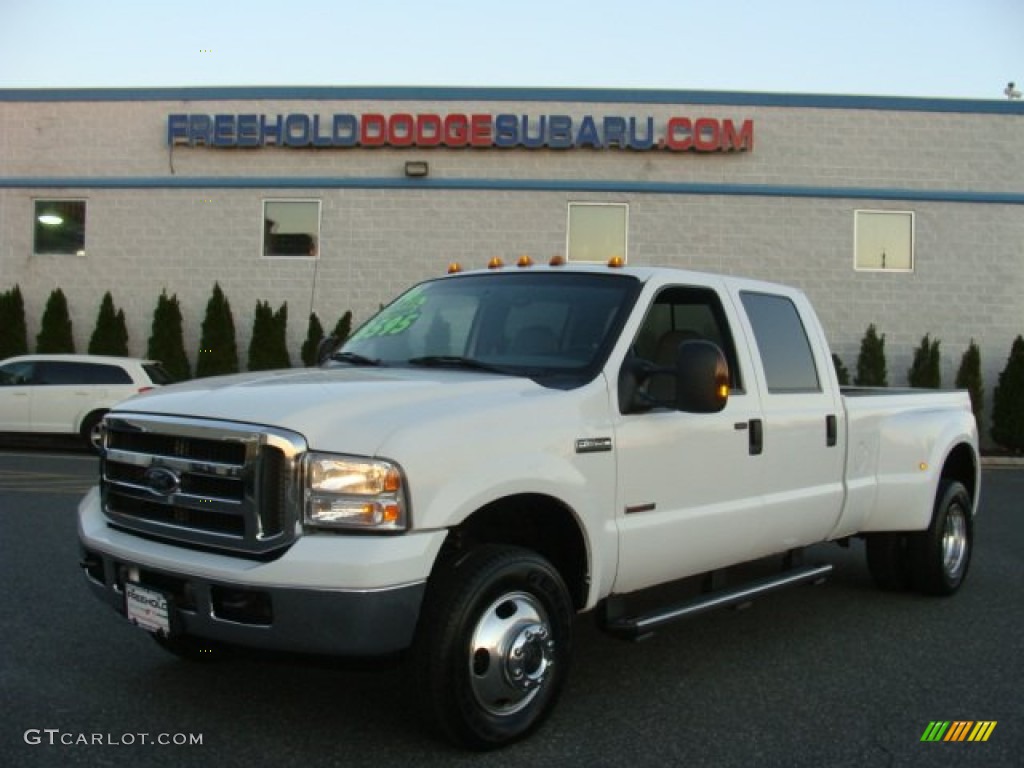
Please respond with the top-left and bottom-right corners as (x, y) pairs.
(99, 414), (306, 557)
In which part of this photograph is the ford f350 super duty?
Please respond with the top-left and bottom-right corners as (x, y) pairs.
(78, 262), (980, 749)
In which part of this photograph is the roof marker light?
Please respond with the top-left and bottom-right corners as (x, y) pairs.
(608, 255), (625, 268)
(516, 255), (534, 268)
(447, 262), (463, 274)
(488, 257), (505, 269)
(549, 255), (566, 267)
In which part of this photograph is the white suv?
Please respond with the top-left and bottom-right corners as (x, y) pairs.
(0, 354), (171, 446)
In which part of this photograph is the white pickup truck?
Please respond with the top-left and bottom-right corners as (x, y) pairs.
(78, 262), (980, 749)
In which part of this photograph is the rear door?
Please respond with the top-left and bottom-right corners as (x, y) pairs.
(731, 288), (845, 553)
(31, 361), (133, 433)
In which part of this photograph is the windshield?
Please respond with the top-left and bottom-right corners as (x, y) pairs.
(334, 271), (639, 385)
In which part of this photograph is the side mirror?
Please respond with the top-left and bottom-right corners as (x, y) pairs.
(316, 335), (340, 365)
(674, 340), (730, 413)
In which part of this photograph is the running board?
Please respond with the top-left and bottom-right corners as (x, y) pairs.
(602, 563), (833, 641)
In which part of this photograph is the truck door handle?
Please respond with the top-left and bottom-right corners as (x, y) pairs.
(826, 414), (837, 447)
(748, 419), (763, 456)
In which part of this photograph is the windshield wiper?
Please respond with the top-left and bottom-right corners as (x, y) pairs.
(329, 351), (383, 366)
(406, 356), (513, 375)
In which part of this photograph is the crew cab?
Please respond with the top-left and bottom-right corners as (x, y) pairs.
(78, 262), (979, 749)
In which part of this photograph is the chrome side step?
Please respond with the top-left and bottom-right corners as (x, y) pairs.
(602, 563), (833, 641)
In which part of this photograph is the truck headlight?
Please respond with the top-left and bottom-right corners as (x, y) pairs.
(304, 454), (408, 531)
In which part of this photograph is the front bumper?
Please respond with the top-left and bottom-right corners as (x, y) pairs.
(77, 487), (446, 656)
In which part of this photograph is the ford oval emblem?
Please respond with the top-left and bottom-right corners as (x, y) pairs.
(143, 466), (181, 496)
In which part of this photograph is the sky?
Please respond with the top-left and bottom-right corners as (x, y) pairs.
(0, 0), (1022, 99)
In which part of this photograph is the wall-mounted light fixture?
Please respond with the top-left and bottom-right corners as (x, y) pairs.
(404, 161), (429, 178)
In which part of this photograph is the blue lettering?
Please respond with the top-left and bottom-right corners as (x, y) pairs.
(603, 117), (627, 148)
(576, 115), (601, 149)
(261, 115), (283, 145)
(311, 115), (333, 146)
(188, 114), (212, 146)
(520, 115), (546, 148)
(494, 114), (518, 147)
(167, 114), (189, 146)
(284, 114), (311, 146)
(628, 117), (654, 150)
(548, 115), (573, 149)
(332, 114), (358, 146)
(212, 114), (236, 146)
(237, 114), (260, 146)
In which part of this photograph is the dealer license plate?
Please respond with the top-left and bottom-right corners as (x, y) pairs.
(125, 582), (170, 635)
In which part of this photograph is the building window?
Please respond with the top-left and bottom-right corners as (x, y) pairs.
(567, 203), (628, 263)
(263, 200), (321, 257)
(34, 200), (86, 255)
(854, 210), (914, 272)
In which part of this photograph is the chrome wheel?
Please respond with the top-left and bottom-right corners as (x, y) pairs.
(468, 591), (556, 717)
(941, 500), (969, 580)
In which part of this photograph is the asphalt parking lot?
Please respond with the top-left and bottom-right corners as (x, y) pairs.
(1, 450), (1021, 767)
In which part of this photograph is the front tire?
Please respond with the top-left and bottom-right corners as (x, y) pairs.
(413, 545), (573, 750)
(908, 480), (973, 596)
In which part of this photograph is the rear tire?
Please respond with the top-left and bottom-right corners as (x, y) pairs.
(79, 410), (107, 453)
(908, 480), (973, 596)
(412, 545), (573, 750)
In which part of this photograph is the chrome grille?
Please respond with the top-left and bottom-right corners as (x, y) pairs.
(99, 414), (306, 556)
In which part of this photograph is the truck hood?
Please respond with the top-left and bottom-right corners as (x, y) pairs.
(115, 367), (558, 456)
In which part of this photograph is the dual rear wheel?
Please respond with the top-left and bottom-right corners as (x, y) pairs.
(865, 480), (973, 596)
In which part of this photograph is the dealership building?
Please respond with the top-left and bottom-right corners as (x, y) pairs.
(1, 86), (1021, 429)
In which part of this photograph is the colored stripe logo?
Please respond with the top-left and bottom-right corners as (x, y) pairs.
(921, 721), (997, 742)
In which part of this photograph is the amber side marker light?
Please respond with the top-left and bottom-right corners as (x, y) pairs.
(718, 384), (730, 400)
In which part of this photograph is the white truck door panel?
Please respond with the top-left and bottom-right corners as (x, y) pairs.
(612, 281), (767, 593)
(731, 289), (846, 553)
(614, 394), (765, 592)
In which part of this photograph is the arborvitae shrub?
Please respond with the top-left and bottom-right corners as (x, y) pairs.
(271, 302), (291, 369)
(248, 301), (291, 371)
(832, 353), (850, 386)
(36, 288), (75, 353)
(195, 283), (239, 378)
(147, 290), (191, 380)
(0, 285), (29, 359)
(88, 291), (130, 356)
(301, 312), (325, 366)
(854, 324), (887, 387)
(990, 335), (1024, 453)
(907, 333), (941, 389)
(954, 339), (983, 432)
(247, 300), (276, 371)
(331, 311), (353, 346)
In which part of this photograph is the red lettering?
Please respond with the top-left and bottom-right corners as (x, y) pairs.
(470, 114), (492, 147)
(443, 114), (469, 147)
(665, 117), (692, 150)
(416, 114), (442, 146)
(721, 119), (754, 152)
(388, 113), (415, 146)
(693, 118), (720, 151)
(360, 113), (387, 146)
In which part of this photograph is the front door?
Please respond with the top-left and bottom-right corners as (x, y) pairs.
(612, 282), (767, 594)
